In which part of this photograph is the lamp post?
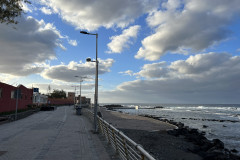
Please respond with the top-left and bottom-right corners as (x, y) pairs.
(71, 85), (78, 106)
(80, 31), (98, 132)
(75, 76), (85, 107)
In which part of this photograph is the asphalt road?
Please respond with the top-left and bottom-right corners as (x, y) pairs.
(0, 106), (111, 160)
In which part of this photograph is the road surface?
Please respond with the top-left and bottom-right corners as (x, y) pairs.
(0, 106), (111, 160)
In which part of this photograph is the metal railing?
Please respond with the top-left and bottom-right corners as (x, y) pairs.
(83, 108), (155, 160)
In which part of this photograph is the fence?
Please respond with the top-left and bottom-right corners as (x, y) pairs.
(83, 108), (155, 160)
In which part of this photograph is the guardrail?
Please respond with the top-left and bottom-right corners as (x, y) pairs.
(83, 108), (155, 160)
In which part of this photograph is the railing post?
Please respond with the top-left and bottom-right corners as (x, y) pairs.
(97, 118), (102, 133)
(122, 137), (129, 160)
(112, 128), (118, 153)
(106, 124), (111, 144)
(83, 108), (155, 160)
(103, 122), (107, 137)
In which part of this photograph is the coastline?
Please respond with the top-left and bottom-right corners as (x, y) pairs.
(100, 106), (240, 160)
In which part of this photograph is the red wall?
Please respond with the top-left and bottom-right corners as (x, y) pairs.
(0, 83), (33, 113)
(48, 98), (74, 105)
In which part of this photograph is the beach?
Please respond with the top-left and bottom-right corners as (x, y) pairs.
(99, 106), (240, 160)
(99, 107), (202, 160)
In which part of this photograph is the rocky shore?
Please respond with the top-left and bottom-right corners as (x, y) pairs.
(143, 114), (240, 160)
(101, 105), (240, 160)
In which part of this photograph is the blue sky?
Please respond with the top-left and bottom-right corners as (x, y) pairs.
(1, 0), (240, 104)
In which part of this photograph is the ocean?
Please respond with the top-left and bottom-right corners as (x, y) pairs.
(109, 103), (240, 154)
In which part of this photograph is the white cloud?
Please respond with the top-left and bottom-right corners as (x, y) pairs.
(169, 52), (230, 76)
(0, 74), (19, 84)
(107, 25), (141, 53)
(38, 0), (159, 31)
(68, 39), (78, 46)
(21, 2), (33, 13)
(40, 7), (53, 15)
(41, 59), (114, 82)
(135, 62), (169, 79)
(30, 83), (95, 94)
(119, 70), (134, 76)
(100, 52), (240, 103)
(0, 16), (64, 76)
(135, 0), (240, 61)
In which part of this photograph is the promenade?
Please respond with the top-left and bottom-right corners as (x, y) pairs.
(0, 106), (111, 160)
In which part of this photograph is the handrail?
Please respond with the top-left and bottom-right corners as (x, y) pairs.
(83, 108), (155, 160)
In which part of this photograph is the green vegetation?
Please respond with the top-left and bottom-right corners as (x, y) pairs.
(0, 0), (30, 24)
(49, 89), (67, 99)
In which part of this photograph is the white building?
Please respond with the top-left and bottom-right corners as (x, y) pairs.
(33, 92), (48, 105)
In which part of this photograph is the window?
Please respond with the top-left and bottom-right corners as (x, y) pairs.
(11, 91), (14, 99)
(0, 88), (2, 98)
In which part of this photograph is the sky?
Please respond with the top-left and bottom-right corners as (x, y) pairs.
(0, 0), (240, 104)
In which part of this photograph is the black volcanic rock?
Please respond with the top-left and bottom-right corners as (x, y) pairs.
(102, 104), (124, 110)
(142, 114), (240, 160)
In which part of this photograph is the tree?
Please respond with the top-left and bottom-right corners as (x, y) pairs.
(50, 89), (67, 99)
(0, 0), (30, 24)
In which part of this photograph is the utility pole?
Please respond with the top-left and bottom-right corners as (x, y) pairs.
(15, 86), (19, 120)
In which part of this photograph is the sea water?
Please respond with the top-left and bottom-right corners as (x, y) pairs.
(113, 104), (240, 154)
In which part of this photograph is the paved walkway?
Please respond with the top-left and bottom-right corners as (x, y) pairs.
(0, 106), (111, 160)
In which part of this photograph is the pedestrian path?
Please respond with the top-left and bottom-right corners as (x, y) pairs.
(38, 107), (111, 160)
(0, 106), (112, 160)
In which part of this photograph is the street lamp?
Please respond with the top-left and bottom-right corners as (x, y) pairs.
(75, 76), (85, 107)
(71, 85), (79, 106)
(80, 30), (98, 132)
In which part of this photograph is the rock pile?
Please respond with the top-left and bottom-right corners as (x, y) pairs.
(142, 114), (240, 160)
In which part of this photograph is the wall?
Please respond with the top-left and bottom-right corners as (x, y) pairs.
(0, 82), (33, 113)
(48, 98), (74, 105)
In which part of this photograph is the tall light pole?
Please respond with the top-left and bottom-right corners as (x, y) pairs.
(80, 31), (98, 132)
(71, 85), (79, 106)
(75, 76), (85, 107)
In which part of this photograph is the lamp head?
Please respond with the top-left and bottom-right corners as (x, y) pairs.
(86, 57), (92, 62)
(80, 31), (89, 34)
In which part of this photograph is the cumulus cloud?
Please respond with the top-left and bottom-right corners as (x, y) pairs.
(101, 52), (240, 103)
(0, 74), (19, 84)
(38, 0), (159, 31)
(119, 70), (134, 76)
(107, 25), (141, 53)
(21, 2), (33, 13)
(41, 59), (114, 82)
(0, 16), (65, 76)
(68, 39), (78, 46)
(135, 62), (169, 79)
(40, 7), (53, 15)
(135, 0), (240, 61)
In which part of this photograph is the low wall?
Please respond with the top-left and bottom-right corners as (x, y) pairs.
(48, 98), (74, 105)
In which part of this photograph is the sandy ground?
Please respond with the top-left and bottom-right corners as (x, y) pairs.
(99, 108), (202, 160)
